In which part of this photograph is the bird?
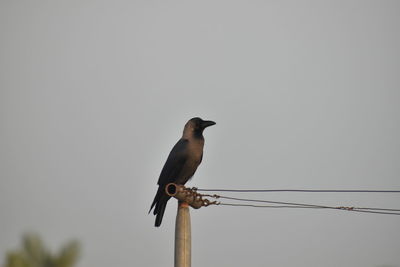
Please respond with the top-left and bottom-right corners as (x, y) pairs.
(149, 117), (216, 227)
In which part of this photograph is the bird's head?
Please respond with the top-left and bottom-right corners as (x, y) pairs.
(183, 117), (216, 138)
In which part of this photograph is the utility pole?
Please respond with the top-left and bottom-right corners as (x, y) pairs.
(175, 201), (191, 267)
(165, 183), (218, 267)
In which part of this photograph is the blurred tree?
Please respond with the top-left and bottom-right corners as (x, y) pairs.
(3, 233), (80, 267)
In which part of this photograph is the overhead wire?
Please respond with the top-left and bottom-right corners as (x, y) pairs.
(218, 202), (400, 215)
(196, 188), (400, 193)
(199, 192), (400, 216)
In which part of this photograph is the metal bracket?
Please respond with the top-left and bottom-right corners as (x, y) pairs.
(165, 183), (219, 209)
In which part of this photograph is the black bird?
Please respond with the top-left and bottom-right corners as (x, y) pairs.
(149, 117), (216, 227)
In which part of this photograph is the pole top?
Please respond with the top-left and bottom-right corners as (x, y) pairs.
(165, 183), (218, 209)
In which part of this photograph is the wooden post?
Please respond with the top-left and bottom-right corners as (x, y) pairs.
(166, 183), (217, 267)
(175, 201), (191, 267)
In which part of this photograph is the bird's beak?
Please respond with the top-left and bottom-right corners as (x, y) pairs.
(201, 120), (216, 129)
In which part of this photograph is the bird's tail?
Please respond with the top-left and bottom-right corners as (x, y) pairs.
(149, 186), (171, 227)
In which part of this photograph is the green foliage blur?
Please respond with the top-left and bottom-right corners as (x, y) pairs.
(3, 233), (80, 267)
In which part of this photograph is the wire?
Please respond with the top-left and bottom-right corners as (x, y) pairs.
(218, 195), (328, 208)
(208, 195), (400, 215)
(355, 207), (400, 212)
(187, 185), (400, 216)
(218, 202), (400, 215)
(219, 203), (323, 209)
(196, 188), (400, 193)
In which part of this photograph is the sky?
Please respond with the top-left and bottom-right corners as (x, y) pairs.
(1, 1), (400, 267)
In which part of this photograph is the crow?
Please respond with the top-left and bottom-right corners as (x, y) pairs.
(149, 117), (216, 227)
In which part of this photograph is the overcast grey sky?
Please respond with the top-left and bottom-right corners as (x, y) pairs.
(1, 1), (400, 267)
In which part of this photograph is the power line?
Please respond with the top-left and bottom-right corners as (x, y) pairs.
(217, 195), (328, 208)
(219, 203), (321, 209)
(207, 195), (400, 216)
(355, 207), (400, 212)
(167, 184), (400, 216)
(196, 188), (400, 193)
(218, 202), (400, 215)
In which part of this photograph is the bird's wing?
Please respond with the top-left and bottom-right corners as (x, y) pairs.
(157, 138), (189, 185)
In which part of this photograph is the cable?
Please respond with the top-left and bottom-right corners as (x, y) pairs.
(207, 195), (400, 215)
(218, 202), (400, 215)
(218, 195), (328, 208)
(219, 203), (323, 209)
(187, 185), (400, 216)
(196, 188), (400, 193)
(355, 207), (400, 212)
